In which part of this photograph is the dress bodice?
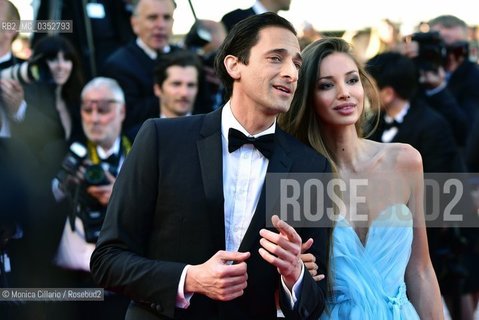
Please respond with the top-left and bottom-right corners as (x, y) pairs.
(321, 204), (420, 319)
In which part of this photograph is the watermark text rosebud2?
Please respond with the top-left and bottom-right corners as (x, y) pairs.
(265, 173), (479, 228)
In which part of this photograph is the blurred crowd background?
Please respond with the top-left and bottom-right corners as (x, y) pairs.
(1, 1), (479, 319)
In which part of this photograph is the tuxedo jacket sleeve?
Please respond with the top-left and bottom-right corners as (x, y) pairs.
(90, 109), (330, 319)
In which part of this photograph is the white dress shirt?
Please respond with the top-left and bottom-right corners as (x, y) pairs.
(221, 101), (274, 251)
(136, 38), (171, 60)
(176, 103), (304, 310)
(382, 103), (410, 143)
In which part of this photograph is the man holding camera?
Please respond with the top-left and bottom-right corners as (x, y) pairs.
(404, 15), (479, 149)
(403, 15), (479, 319)
(51, 77), (131, 319)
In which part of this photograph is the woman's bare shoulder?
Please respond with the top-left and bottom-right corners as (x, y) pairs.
(369, 141), (423, 172)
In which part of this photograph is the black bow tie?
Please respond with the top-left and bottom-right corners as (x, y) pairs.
(228, 128), (275, 159)
(383, 119), (402, 130)
(101, 153), (119, 167)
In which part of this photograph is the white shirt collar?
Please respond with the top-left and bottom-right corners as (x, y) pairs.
(385, 102), (410, 124)
(160, 112), (192, 118)
(96, 136), (121, 159)
(221, 101), (276, 143)
(136, 38), (171, 60)
(252, 1), (268, 14)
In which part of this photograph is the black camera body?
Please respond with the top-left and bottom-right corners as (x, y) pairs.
(58, 142), (114, 187)
(57, 142), (114, 243)
(446, 40), (469, 60)
(83, 164), (112, 186)
(0, 53), (50, 85)
(411, 31), (447, 71)
(184, 21), (212, 53)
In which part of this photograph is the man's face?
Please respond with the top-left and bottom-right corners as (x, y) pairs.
(154, 65), (198, 118)
(430, 23), (468, 71)
(0, 2), (17, 53)
(131, 0), (175, 51)
(232, 26), (301, 116)
(81, 86), (125, 147)
(430, 24), (468, 45)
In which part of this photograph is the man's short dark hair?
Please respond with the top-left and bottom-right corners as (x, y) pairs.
(214, 12), (297, 100)
(366, 52), (418, 100)
(154, 50), (203, 87)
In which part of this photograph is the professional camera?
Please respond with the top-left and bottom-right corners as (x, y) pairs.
(184, 20), (212, 53)
(83, 164), (111, 186)
(410, 31), (447, 71)
(445, 40), (469, 60)
(56, 142), (114, 243)
(0, 58), (43, 84)
(56, 142), (88, 184)
(57, 142), (114, 187)
(0, 53), (47, 84)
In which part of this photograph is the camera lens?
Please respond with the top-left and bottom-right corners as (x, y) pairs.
(84, 165), (107, 186)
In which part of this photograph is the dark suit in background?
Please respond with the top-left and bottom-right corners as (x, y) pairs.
(370, 97), (461, 173)
(447, 60), (479, 128)
(466, 111), (479, 172)
(221, 7), (255, 32)
(91, 108), (329, 319)
(100, 41), (181, 131)
(421, 87), (469, 149)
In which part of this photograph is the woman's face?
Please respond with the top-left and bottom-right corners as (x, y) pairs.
(313, 52), (364, 128)
(46, 51), (73, 86)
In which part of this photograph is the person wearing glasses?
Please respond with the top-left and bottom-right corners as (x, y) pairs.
(50, 77), (131, 320)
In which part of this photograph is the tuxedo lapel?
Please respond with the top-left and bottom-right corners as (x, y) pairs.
(392, 103), (417, 142)
(197, 108), (225, 249)
(239, 128), (293, 252)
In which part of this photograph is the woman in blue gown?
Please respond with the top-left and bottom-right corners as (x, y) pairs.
(280, 37), (443, 319)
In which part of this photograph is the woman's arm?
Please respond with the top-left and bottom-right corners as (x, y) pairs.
(403, 145), (444, 320)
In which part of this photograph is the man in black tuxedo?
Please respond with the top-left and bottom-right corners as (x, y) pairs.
(100, 0), (181, 132)
(91, 12), (329, 320)
(221, 0), (292, 33)
(366, 52), (461, 173)
(428, 15), (479, 129)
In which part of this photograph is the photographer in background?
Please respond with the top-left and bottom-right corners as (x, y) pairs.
(419, 17), (479, 319)
(184, 19), (227, 112)
(50, 77), (131, 320)
(403, 15), (479, 319)
(404, 15), (479, 151)
(0, 0), (27, 138)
